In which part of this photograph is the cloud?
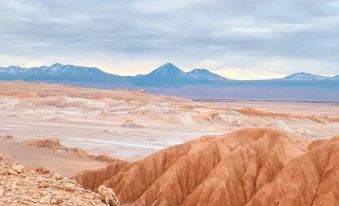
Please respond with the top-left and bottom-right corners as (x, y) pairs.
(0, 0), (338, 79)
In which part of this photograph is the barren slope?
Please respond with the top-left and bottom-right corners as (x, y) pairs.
(0, 137), (107, 177)
(247, 136), (339, 206)
(74, 128), (339, 206)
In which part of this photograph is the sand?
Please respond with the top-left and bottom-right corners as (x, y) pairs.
(0, 138), (106, 177)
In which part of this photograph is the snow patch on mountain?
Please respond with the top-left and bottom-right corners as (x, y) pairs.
(146, 63), (187, 80)
(283, 72), (331, 80)
(141, 63), (226, 82)
(187, 69), (226, 81)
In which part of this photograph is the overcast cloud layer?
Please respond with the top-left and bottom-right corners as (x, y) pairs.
(0, 0), (338, 79)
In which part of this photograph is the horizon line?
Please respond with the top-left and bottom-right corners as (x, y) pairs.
(0, 62), (338, 81)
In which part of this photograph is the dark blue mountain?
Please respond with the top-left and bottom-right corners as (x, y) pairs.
(0, 63), (227, 85)
(283, 72), (331, 80)
(0, 63), (129, 84)
(145, 63), (187, 80)
(132, 63), (227, 85)
(187, 69), (226, 81)
(0, 63), (338, 102)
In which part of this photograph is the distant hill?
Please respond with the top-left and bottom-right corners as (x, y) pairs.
(283, 72), (333, 81)
(0, 63), (227, 86)
(132, 63), (227, 85)
(1, 62), (337, 83)
(0, 63), (129, 85)
(186, 68), (227, 81)
(0, 63), (338, 102)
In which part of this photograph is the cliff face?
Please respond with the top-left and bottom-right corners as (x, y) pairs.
(74, 129), (339, 206)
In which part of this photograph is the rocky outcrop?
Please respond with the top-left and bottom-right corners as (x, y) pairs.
(93, 154), (122, 163)
(23, 138), (61, 150)
(74, 159), (130, 191)
(0, 153), (109, 206)
(22, 137), (118, 163)
(98, 185), (120, 206)
(73, 128), (339, 206)
(0, 135), (14, 140)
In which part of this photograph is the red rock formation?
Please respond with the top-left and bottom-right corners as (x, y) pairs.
(73, 129), (339, 205)
(74, 159), (130, 191)
(74, 128), (338, 206)
(247, 136), (339, 206)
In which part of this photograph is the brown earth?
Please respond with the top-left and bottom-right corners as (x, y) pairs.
(0, 81), (187, 103)
(236, 107), (327, 123)
(24, 138), (62, 149)
(22, 137), (120, 163)
(0, 137), (107, 177)
(74, 128), (339, 206)
(0, 153), (114, 206)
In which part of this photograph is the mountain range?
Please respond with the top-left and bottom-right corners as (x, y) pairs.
(1, 62), (337, 83)
(0, 63), (338, 102)
(283, 72), (338, 80)
(132, 63), (228, 86)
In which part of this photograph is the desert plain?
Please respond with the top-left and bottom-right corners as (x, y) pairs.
(0, 81), (338, 206)
(1, 81), (338, 159)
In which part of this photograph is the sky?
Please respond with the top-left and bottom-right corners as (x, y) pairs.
(0, 0), (339, 80)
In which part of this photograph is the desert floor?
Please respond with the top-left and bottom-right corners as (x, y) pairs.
(0, 81), (338, 176)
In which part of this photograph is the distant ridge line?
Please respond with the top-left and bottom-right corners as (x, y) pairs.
(0, 62), (338, 81)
